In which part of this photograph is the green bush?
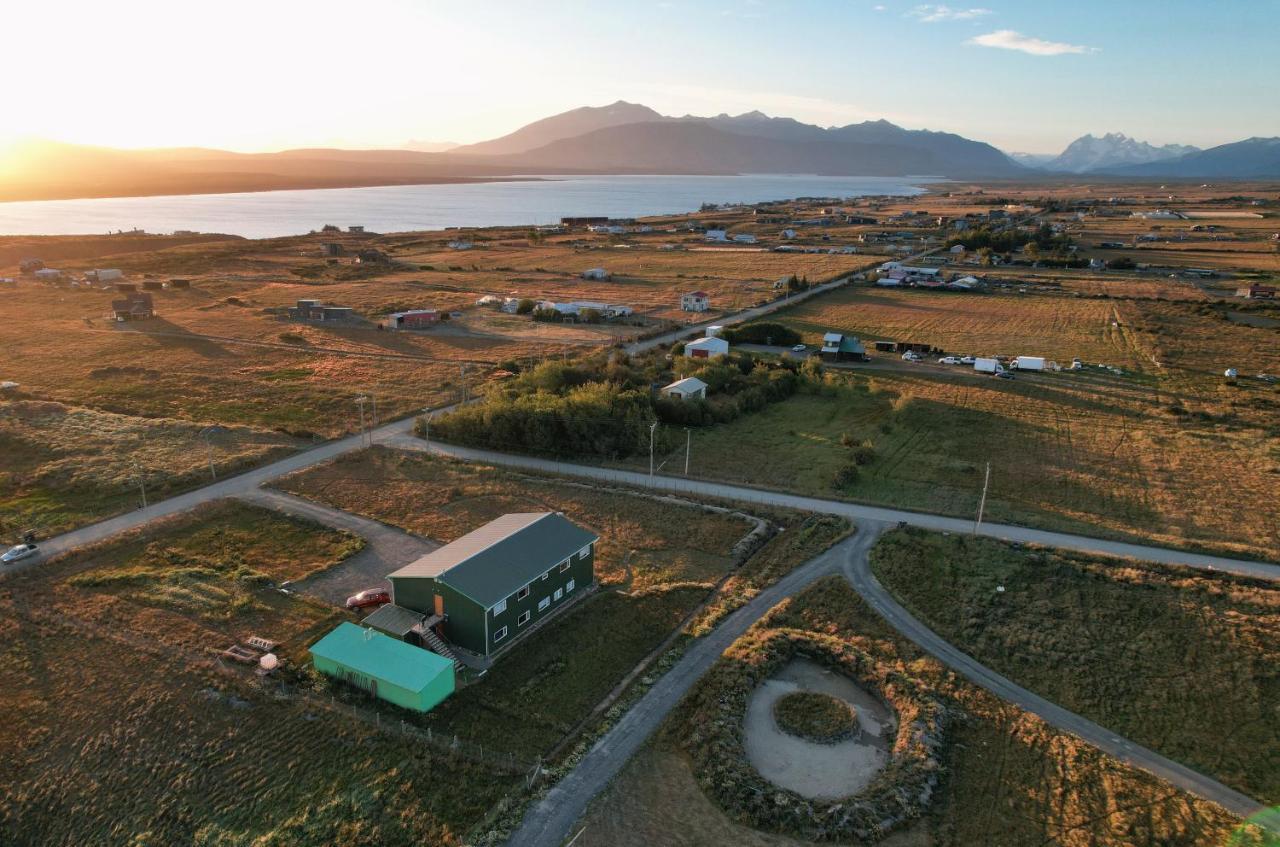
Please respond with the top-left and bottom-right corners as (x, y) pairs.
(773, 690), (857, 743)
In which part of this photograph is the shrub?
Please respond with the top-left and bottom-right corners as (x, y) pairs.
(833, 463), (860, 488)
(773, 690), (857, 744)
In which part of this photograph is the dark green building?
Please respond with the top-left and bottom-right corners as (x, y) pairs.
(387, 512), (598, 659)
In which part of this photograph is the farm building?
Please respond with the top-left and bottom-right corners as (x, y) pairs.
(662, 376), (708, 400)
(820, 333), (867, 362)
(168, 279), (191, 289)
(141, 280), (164, 291)
(732, 233), (757, 244)
(387, 309), (441, 329)
(685, 336), (729, 359)
(287, 299), (356, 322)
(387, 512), (598, 660)
(581, 267), (611, 281)
(681, 291), (710, 312)
(110, 292), (155, 322)
(447, 240), (473, 250)
(88, 268), (124, 283)
(348, 225), (365, 233)
(705, 229), (728, 242)
(33, 268), (63, 282)
(309, 622), (455, 713)
(1236, 284), (1276, 299)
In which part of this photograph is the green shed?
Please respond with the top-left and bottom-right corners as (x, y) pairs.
(309, 622), (455, 713)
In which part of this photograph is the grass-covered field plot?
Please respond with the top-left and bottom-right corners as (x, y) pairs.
(871, 528), (1280, 804)
(664, 364), (1279, 559)
(574, 577), (1260, 847)
(0, 399), (300, 537)
(276, 447), (845, 761)
(0, 502), (510, 846)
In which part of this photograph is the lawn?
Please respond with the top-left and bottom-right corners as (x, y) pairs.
(0, 501), (517, 846)
(870, 527), (1280, 803)
(572, 576), (1262, 847)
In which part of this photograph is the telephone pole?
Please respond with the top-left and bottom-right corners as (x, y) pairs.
(684, 428), (691, 476)
(132, 459), (148, 509)
(973, 461), (991, 535)
(355, 395), (369, 447)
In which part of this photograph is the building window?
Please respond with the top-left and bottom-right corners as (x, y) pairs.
(493, 598), (507, 616)
(538, 597), (550, 612)
(566, 578), (575, 593)
(554, 588), (563, 601)
(518, 611), (530, 626)
(541, 570), (550, 581)
(559, 560), (571, 573)
(517, 586), (530, 600)
(494, 626), (508, 642)
(577, 544), (592, 560)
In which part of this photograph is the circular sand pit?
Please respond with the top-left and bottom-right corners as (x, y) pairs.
(744, 657), (893, 800)
(773, 690), (858, 744)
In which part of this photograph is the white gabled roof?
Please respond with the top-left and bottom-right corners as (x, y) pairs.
(664, 377), (708, 393)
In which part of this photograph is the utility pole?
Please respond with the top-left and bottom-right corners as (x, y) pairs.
(973, 461), (991, 535)
(355, 395), (369, 447)
(200, 425), (225, 481)
(369, 393), (378, 431)
(423, 411), (433, 447)
(684, 428), (691, 476)
(132, 459), (148, 509)
(649, 422), (658, 478)
(459, 364), (468, 404)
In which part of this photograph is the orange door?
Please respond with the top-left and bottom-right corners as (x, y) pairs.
(434, 594), (444, 617)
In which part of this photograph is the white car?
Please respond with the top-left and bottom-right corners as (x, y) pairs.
(1, 543), (38, 564)
(791, 344), (807, 353)
(959, 356), (976, 365)
(937, 356), (961, 365)
(901, 351), (921, 362)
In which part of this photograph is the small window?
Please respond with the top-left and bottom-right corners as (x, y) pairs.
(558, 560), (571, 573)
(518, 611), (530, 626)
(554, 588), (563, 601)
(493, 598), (507, 616)
(566, 578), (576, 593)
(541, 570), (550, 581)
(494, 626), (508, 642)
(577, 544), (592, 560)
(517, 586), (530, 600)
(538, 597), (550, 612)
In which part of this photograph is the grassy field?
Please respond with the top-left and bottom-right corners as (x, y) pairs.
(0, 501), (520, 846)
(870, 528), (1280, 803)
(573, 577), (1262, 847)
(0, 399), (300, 537)
(276, 447), (794, 759)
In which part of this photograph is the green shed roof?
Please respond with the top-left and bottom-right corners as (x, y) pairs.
(389, 512), (598, 609)
(309, 622), (452, 691)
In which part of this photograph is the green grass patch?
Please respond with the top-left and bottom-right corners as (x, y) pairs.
(772, 690), (857, 744)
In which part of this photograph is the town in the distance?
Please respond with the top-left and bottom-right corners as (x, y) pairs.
(1, 3), (1278, 846)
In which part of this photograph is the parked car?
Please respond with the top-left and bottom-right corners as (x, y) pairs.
(345, 588), (390, 610)
(901, 351), (921, 362)
(1, 543), (38, 564)
(791, 344), (807, 353)
(937, 356), (961, 365)
(994, 371), (1016, 380)
(959, 355), (976, 365)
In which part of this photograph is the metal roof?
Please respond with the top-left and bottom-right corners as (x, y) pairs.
(362, 603), (426, 637)
(664, 376), (708, 393)
(388, 512), (598, 608)
(309, 622), (452, 690)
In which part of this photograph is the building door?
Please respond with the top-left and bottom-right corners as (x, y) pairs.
(434, 593), (444, 618)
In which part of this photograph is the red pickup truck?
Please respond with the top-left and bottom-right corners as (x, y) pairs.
(345, 588), (390, 611)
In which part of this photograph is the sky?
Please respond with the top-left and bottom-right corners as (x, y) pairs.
(3, 0), (1277, 155)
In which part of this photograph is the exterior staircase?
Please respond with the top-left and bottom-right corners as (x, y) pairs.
(414, 614), (463, 670)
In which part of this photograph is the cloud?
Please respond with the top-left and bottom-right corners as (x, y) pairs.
(909, 4), (991, 22)
(967, 29), (1097, 55)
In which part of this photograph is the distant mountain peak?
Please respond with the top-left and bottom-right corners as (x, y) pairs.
(1048, 132), (1199, 173)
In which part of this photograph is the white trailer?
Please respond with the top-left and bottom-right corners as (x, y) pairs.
(974, 357), (1004, 374)
(1014, 356), (1045, 371)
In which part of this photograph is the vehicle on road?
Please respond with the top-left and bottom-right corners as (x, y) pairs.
(959, 355), (976, 365)
(994, 371), (1016, 380)
(937, 356), (961, 365)
(1071, 358), (1084, 370)
(901, 351), (921, 362)
(1, 543), (38, 563)
(345, 588), (390, 610)
(1013, 356), (1046, 371)
(791, 343), (807, 353)
(974, 357), (1005, 375)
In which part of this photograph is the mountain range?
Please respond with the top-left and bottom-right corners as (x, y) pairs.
(2, 101), (1277, 203)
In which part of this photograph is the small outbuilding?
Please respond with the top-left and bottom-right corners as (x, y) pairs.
(684, 336), (729, 359)
(820, 332), (867, 362)
(681, 291), (710, 312)
(387, 309), (441, 329)
(309, 622), (455, 713)
(581, 268), (611, 281)
(662, 376), (709, 400)
(111, 292), (155, 322)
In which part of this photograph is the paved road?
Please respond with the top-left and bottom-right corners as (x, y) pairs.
(840, 532), (1275, 825)
(393, 436), (1280, 582)
(236, 489), (438, 604)
(505, 531), (872, 847)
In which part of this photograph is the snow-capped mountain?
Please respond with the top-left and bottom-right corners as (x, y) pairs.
(1047, 133), (1199, 173)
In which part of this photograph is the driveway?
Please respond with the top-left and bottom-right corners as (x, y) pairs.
(237, 489), (438, 605)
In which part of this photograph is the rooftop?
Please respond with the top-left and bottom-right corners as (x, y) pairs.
(309, 622), (452, 690)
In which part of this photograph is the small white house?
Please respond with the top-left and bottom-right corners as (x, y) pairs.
(90, 268), (124, 282)
(782, 228), (797, 239)
(705, 325), (725, 338)
(681, 291), (710, 312)
(684, 337), (729, 359)
(732, 233), (757, 244)
(704, 229), (728, 242)
(34, 268), (63, 282)
(447, 240), (473, 251)
(949, 244), (966, 254)
(662, 376), (709, 400)
(476, 294), (505, 307)
(581, 268), (611, 281)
